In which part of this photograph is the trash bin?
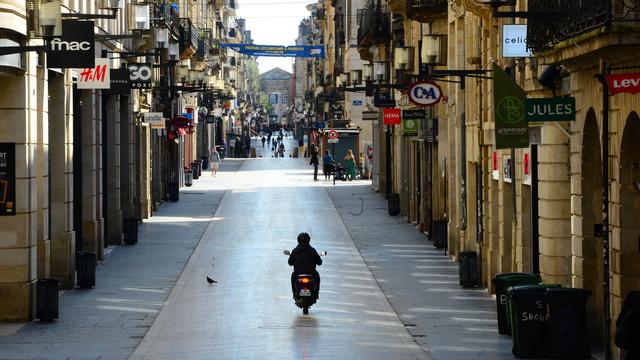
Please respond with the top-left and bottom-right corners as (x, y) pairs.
(432, 219), (448, 249)
(546, 288), (591, 359)
(36, 278), (59, 321)
(388, 193), (400, 216)
(185, 169), (193, 187)
(250, 148), (256, 158)
(201, 156), (209, 170)
(492, 272), (542, 335)
(458, 251), (478, 288)
(168, 182), (179, 202)
(508, 285), (551, 358)
(195, 160), (203, 177)
(123, 217), (139, 245)
(191, 162), (200, 180)
(76, 251), (96, 289)
(293, 147), (299, 158)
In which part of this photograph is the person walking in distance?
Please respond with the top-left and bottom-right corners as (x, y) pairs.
(210, 147), (221, 176)
(310, 147), (319, 181)
(344, 149), (357, 181)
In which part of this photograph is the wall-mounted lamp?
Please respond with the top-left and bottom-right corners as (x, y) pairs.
(374, 61), (387, 82)
(127, 3), (150, 31)
(98, 0), (122, 9)
(362, 63), (373, 82)
(177, 65), (189, 83)
(393, 46), (410, 71)
(38, 0), (62, 37)
(154, 27), (169, 49)
(421, 34), (445, 65)
(350, 69), (362, 85)
(168, 42), (180, 61)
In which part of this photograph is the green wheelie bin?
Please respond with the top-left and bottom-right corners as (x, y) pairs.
(492, 272), (542, 335)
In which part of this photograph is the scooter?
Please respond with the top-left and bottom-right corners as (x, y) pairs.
(283, 250), (327, 315)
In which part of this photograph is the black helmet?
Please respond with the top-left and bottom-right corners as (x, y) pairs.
(297, 232), (311, 244)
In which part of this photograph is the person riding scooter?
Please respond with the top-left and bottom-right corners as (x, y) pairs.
(287, 232), (322, 298)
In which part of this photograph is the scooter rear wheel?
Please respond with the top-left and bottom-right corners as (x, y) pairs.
(303, 306), (309, 315)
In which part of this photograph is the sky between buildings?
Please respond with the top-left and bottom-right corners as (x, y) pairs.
(236, 0), (312, 74)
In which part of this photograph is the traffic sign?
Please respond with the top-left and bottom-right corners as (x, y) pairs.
(328, 129), (338, 139)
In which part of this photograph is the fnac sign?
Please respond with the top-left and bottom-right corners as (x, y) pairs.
(383, 108), (401, 125)
(408, 81), (442, 107)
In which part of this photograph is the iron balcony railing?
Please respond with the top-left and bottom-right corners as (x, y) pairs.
(179, 18), (199, 57)
(405, 0), (447, 22)
(528, 0), (640, 51)
(357, 0), (391, 48)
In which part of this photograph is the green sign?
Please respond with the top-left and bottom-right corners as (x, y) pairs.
(524, 97), (576, 122)
(493, 64), (529, 149)
(402, 109), (423, 135)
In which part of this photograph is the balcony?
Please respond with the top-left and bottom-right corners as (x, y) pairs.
(179, 18), (199, 59)
(154, 2), (181, 40)
(528, 0), (640, 53)
(405, 0), (447, 23)
(197, 29), (212, 60)
(357, 1), (391, 57)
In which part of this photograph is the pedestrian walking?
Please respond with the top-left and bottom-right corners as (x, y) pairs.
(210, 147), (221, 176)
(261, 136), (266, 147)
(322, 150), (334, 180)
(344, 149), (357, 181)
(310, 147), (319, 181)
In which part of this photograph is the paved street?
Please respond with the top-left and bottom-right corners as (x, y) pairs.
(0, 138), (515, 360)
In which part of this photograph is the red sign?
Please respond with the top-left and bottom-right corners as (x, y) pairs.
(383, 108), (401, 125)
(606, 72), (640, 95)
(328, 129), (338, 139)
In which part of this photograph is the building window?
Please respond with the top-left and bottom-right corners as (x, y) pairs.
(269, 93), (278, 104)
(282, 95), (288, 104)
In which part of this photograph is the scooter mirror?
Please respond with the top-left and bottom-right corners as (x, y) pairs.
(320, 251), (327, 256)
(283, 250), (291, 256)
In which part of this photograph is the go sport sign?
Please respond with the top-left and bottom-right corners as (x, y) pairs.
(408, 81), (442, 107)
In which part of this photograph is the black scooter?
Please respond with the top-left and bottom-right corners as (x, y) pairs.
(283, 250), (327, 315)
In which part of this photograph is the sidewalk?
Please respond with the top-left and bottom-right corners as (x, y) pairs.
(325, 182), (515, 360)
(0, 160), (241, 360)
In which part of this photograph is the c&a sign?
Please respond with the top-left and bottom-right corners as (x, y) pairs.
(606, 72), (640, 95)
(408, 81), (442, 107)
(48, 20), (95, 68)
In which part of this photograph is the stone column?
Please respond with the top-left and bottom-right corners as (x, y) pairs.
(140, 123), (152, 219)
(538, 124), (572, 286)
(0, 53), (41, 321)
(49, 72), (76, 289)
(104, 94), (122, 245)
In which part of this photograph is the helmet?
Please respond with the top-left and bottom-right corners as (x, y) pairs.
(297, 232), (310, 244)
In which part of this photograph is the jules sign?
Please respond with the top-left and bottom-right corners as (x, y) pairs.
(47, 20), (95, 68)
(0, 143), (16, 216)
(524, 97), (576, 122)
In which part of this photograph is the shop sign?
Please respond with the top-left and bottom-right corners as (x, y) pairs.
(144, 112), (165, 129)
(502, 25), (532, 58)
(374, 91), (395, 108)
(383, 108), (401, 125)
(362, 111), (378, 121)
(104, 68), (131, 95)
(352, 99), (363, 106)
(129, 63), (153, 89)
(47, 20), (95, 68)
(408, 81), (442, 107)
(0, 143), (15, 216)
(77, 58), (110, 89)
(425, 117), (438, 143)
(606, 72), (640, 95)
(524, 97), (576, 122)
(493, 64), (529, 149)
(327, 129), (339, 143)
(402, 109), (423, 136)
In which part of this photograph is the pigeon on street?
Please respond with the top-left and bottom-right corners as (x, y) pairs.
(206, 276), (217, 284)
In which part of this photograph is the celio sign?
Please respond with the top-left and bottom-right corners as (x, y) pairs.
(47, 20), (95, 69)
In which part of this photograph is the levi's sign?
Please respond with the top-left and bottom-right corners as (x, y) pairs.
(524, 97), (575, 122)
(408, 81), (442, 107)
(606, 72), (640, 95)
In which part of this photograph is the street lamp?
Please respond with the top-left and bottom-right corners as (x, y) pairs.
(362, 63), (373, 82)
(421, 34), (444, 65)
(38, 0), (63, 37)
(393, 46), (411, 71)
(154, 27), (169, 49)
(127, 3), (150, 30)
(374, 61), (387, 83)
(350, 70), (362, 86)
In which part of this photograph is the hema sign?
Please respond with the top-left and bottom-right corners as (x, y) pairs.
(48, 20), (95, 68)
(502, 24), (532, 58)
